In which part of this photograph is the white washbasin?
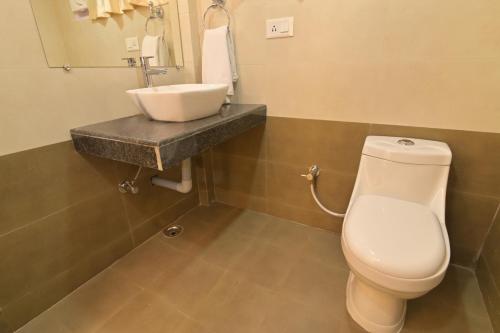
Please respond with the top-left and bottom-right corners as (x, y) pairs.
(126, 84), (228, 122)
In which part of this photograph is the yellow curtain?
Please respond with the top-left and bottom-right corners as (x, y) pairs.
(128, 0), (149, 6)
(120, 0), (135, 11)
(88, 0), (110, 20)
(87, 0), (167, 20)
(129, 0), (168, 6)
(108, 0), (123, 14)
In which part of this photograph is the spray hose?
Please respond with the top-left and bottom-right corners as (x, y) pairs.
(301, 165), (346, 218)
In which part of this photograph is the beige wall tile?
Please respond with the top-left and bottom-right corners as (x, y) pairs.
(213, 124), (267, 160)
(214, 187), (268, 213)
(369, 59), (500, 132)
(194, 151), (216, 205)
(446, 191), (498, 266)
(267, 162), (353, 216)
(0, 142), (197, 331)
(476, 257), (500, 332)
(482, 207), (500, 286)
(266, 198), (343, 233)
(267, 118), (368, 174)
(132, 193), (199, 245)
(232, 65), (267, 105)
(212, 153), (266, 197)
(211, 117), (500, 268)
(118, 165), (193, 229)
(3, 235), (133, 331)
(0, 310), (11, 333)
(0, 0), (197, 157)
(196, 0), (500, 133)
(477, 203), (500, 329)
(0, 190), (130, 306)
(369, 125), (500, 197)
(0, 142), (119, 235)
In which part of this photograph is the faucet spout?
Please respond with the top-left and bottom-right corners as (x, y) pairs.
(146, 68), (168, 75)
(140, 56), (168, 88)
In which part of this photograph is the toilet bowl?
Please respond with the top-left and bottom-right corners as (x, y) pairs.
(341, 136), (452, 333)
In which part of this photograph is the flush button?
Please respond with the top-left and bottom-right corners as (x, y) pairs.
(397, 139), (415, 146)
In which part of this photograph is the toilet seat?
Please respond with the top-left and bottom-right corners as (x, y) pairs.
(344, 195), (446, 280)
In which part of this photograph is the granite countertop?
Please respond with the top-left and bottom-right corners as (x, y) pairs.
(70, 104), (266, 170)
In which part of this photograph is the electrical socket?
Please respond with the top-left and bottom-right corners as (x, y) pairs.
(266, 17), (294, 39)
(125, 37), (140, 52)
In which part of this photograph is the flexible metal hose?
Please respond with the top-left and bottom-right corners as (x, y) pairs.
(302, 165), (346, 218)
(310, 182), (346, 218)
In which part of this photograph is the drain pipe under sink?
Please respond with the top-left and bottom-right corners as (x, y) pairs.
(151, 158), (192, 194)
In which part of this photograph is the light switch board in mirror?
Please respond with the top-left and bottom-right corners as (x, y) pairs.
(30, 0), (184, 68)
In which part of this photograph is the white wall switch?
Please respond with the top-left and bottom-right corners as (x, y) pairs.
(125, 37), (140, 52)
(266, 17), (294, 39)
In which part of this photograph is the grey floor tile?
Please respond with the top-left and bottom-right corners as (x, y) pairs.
(229, 238), (299, 289)
(147, 258), (225, 317)
(110, 236), (192, 288)
(15, 207), (494, 333)
(191, 271), (275, 333)
(44, 269), (140, 333)
(95, 291), (188, 333)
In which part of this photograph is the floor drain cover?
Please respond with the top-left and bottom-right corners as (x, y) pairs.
(164, 225), (183, 238)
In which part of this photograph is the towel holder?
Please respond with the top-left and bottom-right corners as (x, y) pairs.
(145, 1), (167, 38)
(202, 0), (231, 30)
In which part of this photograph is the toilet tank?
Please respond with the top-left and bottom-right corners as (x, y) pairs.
(349, 136), (452, 221)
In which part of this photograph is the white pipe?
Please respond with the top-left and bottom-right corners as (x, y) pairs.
(151, 158), (192, 194)
(310, 182), (346, 218)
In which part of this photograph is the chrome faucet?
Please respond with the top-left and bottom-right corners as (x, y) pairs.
(140, 56), (167, 88)
(122, 56), (167, 88)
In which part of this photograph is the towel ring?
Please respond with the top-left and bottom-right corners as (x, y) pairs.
(202, 2), (231, 30)
(145, 17), (165, 38)
(145, 1), (166, 38)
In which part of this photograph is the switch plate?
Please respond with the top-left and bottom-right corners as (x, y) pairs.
(125, 37), (140, 52)
(266, 17), (294, 39)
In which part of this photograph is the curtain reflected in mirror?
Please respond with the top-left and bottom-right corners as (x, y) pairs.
(29, 0), (184, 68)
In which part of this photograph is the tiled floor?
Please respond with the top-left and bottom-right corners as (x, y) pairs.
(17, 204), (493, 333)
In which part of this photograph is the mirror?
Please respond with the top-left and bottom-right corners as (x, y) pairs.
(30, 0), (184, 68)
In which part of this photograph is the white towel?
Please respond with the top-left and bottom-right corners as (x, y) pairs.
(142, 35), (161, 66)
(159, 38), (170, 66)
(202, 25), (238, 96)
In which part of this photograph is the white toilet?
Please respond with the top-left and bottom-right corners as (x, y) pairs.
(341, 136), (452, 333)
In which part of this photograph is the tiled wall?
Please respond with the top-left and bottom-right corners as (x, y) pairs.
(196, 2), (500, 325)
(196, 0), (500, 133)
(477, 211), (500, 332)
(0, 0), (198, 156)
(212, 117), (500, 269)
(0, 142), (199, 332)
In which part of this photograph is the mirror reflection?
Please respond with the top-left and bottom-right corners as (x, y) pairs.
(30, 0), (184, 68)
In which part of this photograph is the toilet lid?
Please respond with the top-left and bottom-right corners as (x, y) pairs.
(344, 195), (447, 279)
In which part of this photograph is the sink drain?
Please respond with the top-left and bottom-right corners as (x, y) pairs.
(163, 225), (183, 238)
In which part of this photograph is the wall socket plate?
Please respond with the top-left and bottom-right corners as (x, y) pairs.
(125, 37), (140, 52)
(266, 17), (294, 39)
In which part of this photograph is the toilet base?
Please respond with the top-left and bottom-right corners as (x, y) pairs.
(346, 272), (406, 333)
